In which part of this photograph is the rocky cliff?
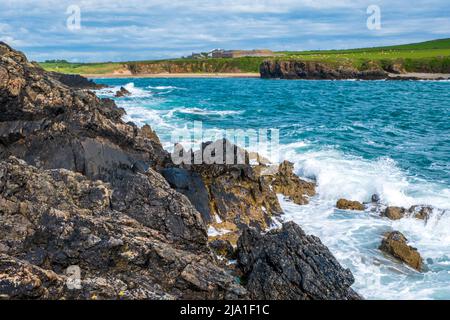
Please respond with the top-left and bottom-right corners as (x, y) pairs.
(0, 42), (359, 300)
(127, 61), (244, 74)
(260, 60), (388, 80)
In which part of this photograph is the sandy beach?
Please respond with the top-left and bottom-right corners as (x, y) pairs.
(82, 72), (261, 79)
(388, 72), (450, 80)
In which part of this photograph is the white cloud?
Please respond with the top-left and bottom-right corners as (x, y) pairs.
(0, 0), (448, 61)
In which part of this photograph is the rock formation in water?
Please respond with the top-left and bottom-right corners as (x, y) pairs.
(382, 205), (434, 221)
(260, 60), (388, 80)
(114, 86), (131, 98)
(336, 199), (365, 211)
(266, 160), (316, 205)
(379, 231), (423, 271)
(0, 42), (361, 300)
(382, 206), (407, 220)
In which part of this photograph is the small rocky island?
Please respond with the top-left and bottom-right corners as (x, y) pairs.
(0, 42), (361, 300)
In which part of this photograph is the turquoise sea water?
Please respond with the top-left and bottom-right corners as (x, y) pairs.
(95, 78), (450, 300)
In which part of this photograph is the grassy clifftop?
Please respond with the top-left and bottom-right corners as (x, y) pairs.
(39, 38), (450, 75)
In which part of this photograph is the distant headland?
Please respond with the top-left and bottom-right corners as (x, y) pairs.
(39, 38), (450, 80)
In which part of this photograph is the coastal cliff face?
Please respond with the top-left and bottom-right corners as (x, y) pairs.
(127, 61), (244, 74)
(260, 60), (388, 80)
(0, 42), (359, 300)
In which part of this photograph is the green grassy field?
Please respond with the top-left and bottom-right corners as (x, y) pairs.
(39, 61), (126, 74)
(39, 38), (450, 75)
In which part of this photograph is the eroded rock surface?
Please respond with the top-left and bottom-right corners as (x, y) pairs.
(47, 71), (105, 90)
(382, 206), (406, 220)
(336, 199), (365, 211)
(237, 222), (360, 300)
(171, 140), (316, 236)
(260, 60), (388, 80)
(0, 157), (246, 299)
(266, 161), (316, 205)
(379, 231), (423, 271)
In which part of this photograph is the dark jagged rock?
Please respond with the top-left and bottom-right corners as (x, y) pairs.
(47, 71), (105, 90)
(237, 222), (361, 300)
(161, 167), (213, 224)
(384, 62), (405, 74)
(114, 86), (131, 97)
(336, 199), (365, 211)
(379, 231), (423, 271)
(0, 42), (248, 299)
(0, 157), (246, 299)
(371, 194), (381, 203)
(209, 240), (236, 260)
(260, 60), (388, 80)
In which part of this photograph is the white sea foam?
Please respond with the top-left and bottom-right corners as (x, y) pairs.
(283, 147), (450, 210)
(208, 226), (231, 237)
(279, 193), (450, 299)
(118, 101), (171, 129)
(277, 143), (450, 300)
(168, 107), (243, 117)
(96, 82), (152, 98)
(108, 79), (450, 299)
(148, 85), (185, 90)
(121, 82), (152, 97)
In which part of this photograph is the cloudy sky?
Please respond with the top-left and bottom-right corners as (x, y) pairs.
(0, 0), (449, 62)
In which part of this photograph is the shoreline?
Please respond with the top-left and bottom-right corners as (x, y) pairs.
(82, 72), (261, 79)
(81, 71), (450, 80)
(387, 72), (450, 80)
